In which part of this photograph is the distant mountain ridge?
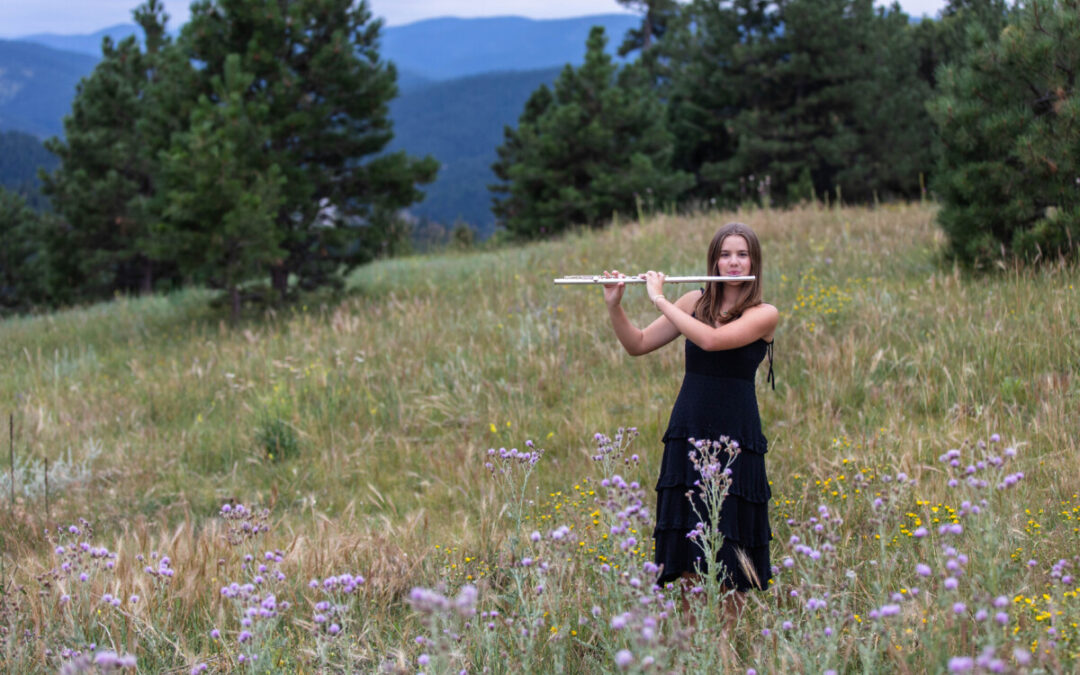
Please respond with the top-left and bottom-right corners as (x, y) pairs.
(380, 15), (637, 80)
(13, 14), (637, 80)
(15, 24), (145, 56)
(389, 66), (563, 236)
(1, 13), (642, 231)
(0, 40), (98, 138)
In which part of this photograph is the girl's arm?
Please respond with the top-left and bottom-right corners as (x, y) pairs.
(604, 271), (700, 356)
(645, 272), (778, 351)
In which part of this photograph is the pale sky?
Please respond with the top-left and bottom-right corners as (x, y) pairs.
(0, 0), (950, 38)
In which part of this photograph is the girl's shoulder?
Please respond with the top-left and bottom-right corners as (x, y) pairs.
(676, 288), (704, 308)
(746, 302), (778, 318)
(745, 303), (779, 341)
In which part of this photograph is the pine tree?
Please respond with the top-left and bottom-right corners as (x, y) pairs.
(490, 27), (693, 238)
(41, 1), (192, 301)
(156, 55), (285, 320)
(666, 0), (932, 205)
(0, 188), (52, 313)
(928, 0), (1080, 264)
(490, 86), (555, 233)
(181, 0), (438, 299)
(912, 0), (1013, 90)
(662, 0), (778, 204)
(616, 0), (681, 55)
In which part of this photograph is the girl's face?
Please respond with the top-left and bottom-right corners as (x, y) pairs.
(716, 235), (751, 277)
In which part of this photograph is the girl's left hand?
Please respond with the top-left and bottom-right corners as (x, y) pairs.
(643, 270), (665, 303)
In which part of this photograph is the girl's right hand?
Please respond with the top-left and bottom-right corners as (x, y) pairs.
(602, 270), (626, 308)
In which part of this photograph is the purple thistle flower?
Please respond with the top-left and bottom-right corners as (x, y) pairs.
(947, 656), (974, 672)
(615, 649), (634, 669)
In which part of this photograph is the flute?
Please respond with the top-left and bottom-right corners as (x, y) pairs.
(553, 275), (754, 285)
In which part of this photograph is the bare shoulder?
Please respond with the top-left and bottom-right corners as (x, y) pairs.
(675, 288), (703, 310)
(747, 302), (779, 320)
(746, 303), (779, 341)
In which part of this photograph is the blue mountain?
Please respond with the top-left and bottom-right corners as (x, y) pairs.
(0, 40), (98, 138)
(14, 13), (638, 81)
(2, 14), (641, 230)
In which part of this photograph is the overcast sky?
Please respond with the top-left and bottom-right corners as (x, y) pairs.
(1, 0), (950, 38)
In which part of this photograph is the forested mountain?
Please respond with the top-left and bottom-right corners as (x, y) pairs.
(0, 130), (57, 211)
(15, 14), (637, 80)
(389, 67), (561, 237)
(2, 14), (636, 230)
(15, 24), (145, 57)
(0, 40), (98, 138)
(379, 15), (636, 79)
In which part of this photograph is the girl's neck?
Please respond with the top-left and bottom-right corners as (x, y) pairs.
(721, 286), (742, 308)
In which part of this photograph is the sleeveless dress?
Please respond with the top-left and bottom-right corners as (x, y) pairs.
(653, 334), (774, 591)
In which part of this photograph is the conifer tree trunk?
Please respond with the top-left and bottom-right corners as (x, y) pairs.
(230, 285), (241, 323)
(270, 264), (288, 301)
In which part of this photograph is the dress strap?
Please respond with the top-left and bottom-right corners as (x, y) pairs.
(766, 340), (775, 391)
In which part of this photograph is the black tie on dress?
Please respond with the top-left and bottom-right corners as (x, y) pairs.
(765, 340), (775, 391)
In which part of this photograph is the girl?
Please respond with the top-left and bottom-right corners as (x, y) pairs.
(603, 222), (777, 613)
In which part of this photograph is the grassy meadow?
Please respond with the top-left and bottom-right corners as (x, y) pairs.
(1, 203), (1078, 673)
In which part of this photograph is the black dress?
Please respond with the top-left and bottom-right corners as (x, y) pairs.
(653, 335), (774, 591)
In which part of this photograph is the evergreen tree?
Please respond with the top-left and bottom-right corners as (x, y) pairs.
(662, 0), (778, 204)
(41, 0), (192, 301)
(0, 131), (59, 212)
(928, 0), (1080, 264)
(490, 85), (555, 234)
(667, 0), (932, 205)
(616, 0), (681, 55)
(156, 55), (285, 320)
(0, 188), (52, 313)
(912, 0), (1013, 90)
(181, 0), (438, 298)
(491, 27), (693, 238)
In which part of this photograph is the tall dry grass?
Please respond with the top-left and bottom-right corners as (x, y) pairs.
(1, 203), (1077, 672)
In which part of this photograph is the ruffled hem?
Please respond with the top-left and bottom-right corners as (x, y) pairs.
(654, 438), (771, 502)
(653, 529), (771, 591)
(661, 427), (768, 455)
(654, 488), (772, 545)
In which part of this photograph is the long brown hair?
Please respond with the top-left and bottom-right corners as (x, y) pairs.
(694, 222), (764, 326)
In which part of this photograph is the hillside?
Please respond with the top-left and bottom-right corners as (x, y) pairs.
(0, 205), (1077, 671)
(15, 23), (144, 57)
(379, 14), (637, 80)
(389, 66), (561, 236)
(2, 14), (637, 230)
(0, 39), (97, 138)
(15, 14), (637, 80)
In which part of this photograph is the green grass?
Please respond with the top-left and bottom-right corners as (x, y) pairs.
(1, 203), (1078, 672)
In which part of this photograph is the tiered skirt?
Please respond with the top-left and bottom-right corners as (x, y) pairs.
(653, 435), (772, 591)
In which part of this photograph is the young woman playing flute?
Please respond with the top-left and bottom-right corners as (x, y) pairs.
(602, 222), (778, 622)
